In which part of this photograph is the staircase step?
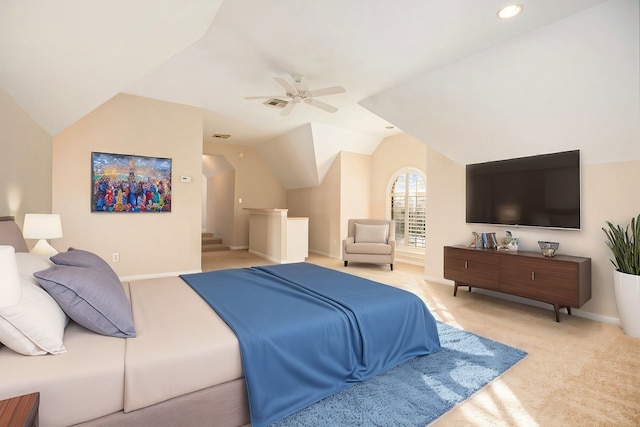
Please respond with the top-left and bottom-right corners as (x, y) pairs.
(202, 232), (227, 252)
(202, 236), (222, 245)
(202, 243), (230, 252)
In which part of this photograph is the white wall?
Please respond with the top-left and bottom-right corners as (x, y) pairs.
(370, 133), (427, 219)
(339, 152), (372, 245)
(208, 168), (235, 244)
(0, 87), (53, 233)
(287, 155), (342, 257)
(204, 143), (286, 248)
(52, 94), (203, 278)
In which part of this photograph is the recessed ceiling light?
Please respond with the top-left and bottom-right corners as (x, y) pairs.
(385, 125), (394, 129)
(497, 4), (523, 20)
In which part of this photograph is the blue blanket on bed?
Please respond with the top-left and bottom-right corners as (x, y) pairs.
(180, 263), (440, 427)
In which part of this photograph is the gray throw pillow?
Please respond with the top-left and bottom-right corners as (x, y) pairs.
(34, 264), (136, 338)
(51, 248), (120, 283)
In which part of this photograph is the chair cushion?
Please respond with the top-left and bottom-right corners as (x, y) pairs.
(354, 223), (388, 244)
(344, 242), (392, 255)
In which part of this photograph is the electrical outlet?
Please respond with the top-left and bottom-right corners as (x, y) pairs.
(112, 252), (120, 263)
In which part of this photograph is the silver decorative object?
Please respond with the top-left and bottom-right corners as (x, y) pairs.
(538, 241), (559, 257)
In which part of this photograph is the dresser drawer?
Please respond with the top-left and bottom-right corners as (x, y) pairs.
(500, 257), (579, 306)
(444, 246), (500, 290)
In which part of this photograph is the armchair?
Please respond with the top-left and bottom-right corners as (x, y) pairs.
(342, 219), (396, 271)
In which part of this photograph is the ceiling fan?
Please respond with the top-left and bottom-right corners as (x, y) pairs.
(246, 74), (345, 115)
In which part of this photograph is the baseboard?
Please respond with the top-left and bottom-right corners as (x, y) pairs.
(396, 251), (425, 267)
(120, 269), (201, 282)
(229, 245), (249, 250)
(309, 249), (338, 259)
(427, 277), (621, 326)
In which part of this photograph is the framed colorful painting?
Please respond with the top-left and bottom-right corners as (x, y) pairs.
(91, 152), (172, 213)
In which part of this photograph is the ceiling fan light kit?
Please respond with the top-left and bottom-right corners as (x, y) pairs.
(247, 74), (345, 116)
(263, 98), (290, 109)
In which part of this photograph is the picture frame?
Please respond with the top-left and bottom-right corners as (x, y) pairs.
(91, 152), (172, 213)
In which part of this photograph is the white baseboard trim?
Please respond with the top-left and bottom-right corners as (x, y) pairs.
(424, 276), (450, 285)
(248, 249), (280, 263)
(229, 245), (249, 250)
(425, 276), (621, 326)
(120, 269), (201, 282)
(309, 249), (338, 259)
(396, 251), (425, 267)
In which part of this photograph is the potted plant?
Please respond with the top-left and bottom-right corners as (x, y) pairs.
(602, 214), (640, 338)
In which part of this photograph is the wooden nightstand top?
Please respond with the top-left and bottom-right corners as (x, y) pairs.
(0, 392), (39, 427)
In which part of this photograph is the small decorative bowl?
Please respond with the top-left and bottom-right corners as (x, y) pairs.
(538, 241), (559, 257)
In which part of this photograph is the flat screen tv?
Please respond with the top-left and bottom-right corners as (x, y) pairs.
(466, 150), (580, 229)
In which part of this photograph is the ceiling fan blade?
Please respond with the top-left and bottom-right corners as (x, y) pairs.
(280, 100), (298, 116)
(307, 85), (346, 97)
(244, 95), (282, 99)
(274, 77), (297, 95)
(305, 98), (338, 113)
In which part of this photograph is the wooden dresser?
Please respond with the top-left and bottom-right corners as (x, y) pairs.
(0, 392), (39, 427)
(444, 245), (591, 321)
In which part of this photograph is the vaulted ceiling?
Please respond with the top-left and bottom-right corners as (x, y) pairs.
(1, 0), (637, 189)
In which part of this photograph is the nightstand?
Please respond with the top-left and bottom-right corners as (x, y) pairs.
(0, 392), (39, 427)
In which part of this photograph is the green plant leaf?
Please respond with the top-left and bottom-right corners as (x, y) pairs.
(603, 214), (640, 276)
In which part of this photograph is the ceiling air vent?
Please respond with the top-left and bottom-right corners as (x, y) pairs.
(212, 134), (231, 139)
(263, 98), (289, 109)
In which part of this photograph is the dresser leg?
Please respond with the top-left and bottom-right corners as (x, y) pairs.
(453, 283), (472, 297)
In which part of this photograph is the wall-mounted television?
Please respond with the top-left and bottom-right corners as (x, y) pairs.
(466, 150), (580, 229)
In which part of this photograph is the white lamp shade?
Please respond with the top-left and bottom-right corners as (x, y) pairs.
(23, 214), (63, 239)
(0, 245), (21, 307)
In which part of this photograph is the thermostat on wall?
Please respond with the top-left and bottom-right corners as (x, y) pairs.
(180, 176), (192, 183)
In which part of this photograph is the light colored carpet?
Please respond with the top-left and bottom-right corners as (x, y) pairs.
(203, 250), (640, 426)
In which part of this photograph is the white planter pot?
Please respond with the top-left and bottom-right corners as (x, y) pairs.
(613, 271), (640, 338)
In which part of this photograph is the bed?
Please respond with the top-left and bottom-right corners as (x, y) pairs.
(0, 217), (440, 426)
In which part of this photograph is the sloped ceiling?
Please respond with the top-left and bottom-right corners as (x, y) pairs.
(0, 0), (223, 135)
(256, 123), (383, 190)
(361, 0), (640, 166)
(1, 0), (635, 190)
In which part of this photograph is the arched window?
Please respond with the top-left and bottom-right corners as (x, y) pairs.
(387, 168), (426, 252)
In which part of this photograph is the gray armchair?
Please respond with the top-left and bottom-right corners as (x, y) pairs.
(342, 219), (396, 271)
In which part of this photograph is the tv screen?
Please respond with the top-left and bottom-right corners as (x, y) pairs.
(466, 150), (580, 229)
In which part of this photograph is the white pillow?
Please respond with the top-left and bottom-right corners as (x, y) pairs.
(16, 252), (53, 286)
(354, 223), (389, 244)
(0, 246), (21, 308)
(0, 253), (68, 356)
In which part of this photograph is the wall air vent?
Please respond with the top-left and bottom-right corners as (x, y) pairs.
(212, 134), (231, 139)
(263, 98), (289, 109)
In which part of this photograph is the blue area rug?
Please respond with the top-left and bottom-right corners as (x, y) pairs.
(272, 322), (527, 426)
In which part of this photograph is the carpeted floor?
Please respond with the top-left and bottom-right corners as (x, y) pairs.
(272, 322), (527, 426)
(203, 250), (640, 426)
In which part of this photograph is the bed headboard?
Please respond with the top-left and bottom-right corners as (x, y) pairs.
(0, 216), (30, 252)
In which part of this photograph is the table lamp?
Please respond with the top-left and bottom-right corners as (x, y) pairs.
(22, 213), (63, 256)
